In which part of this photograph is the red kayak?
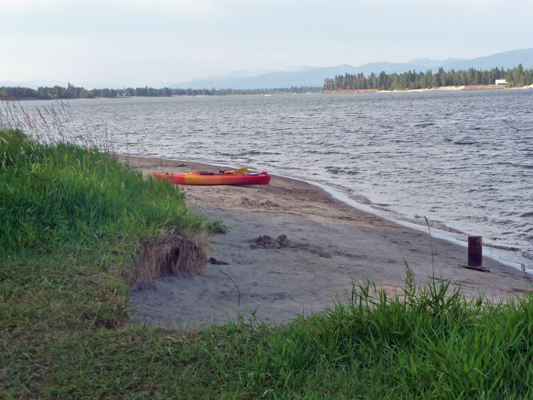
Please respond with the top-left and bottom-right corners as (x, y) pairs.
(152, 171), (271, 186)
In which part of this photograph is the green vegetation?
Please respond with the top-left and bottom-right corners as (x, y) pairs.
(324, 64), (533, 91)
(0, 125), (207, 335)
(0, 84), (321, 100)
(0, 129), (205, 252)
(2, 124), (533, 398)
(205, 220), (230, 235)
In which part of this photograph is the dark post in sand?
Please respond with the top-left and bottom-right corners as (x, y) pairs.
(468, 236), (483, 268)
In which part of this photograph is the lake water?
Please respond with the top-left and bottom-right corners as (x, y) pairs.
(11, 90), (533, 269)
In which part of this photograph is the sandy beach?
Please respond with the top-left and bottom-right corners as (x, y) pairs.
(123, 156), (531, 328)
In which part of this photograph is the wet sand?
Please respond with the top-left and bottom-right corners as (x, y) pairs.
(123, 156), (531, 328)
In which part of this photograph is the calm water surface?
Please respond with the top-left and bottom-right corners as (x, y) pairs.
(16, 90), (533, 268)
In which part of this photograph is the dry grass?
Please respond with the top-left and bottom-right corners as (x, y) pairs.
(0, 99), (115, 152)
(134, 233), (210, 281)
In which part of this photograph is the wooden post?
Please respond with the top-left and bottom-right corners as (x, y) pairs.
(468, 236), (482, 267)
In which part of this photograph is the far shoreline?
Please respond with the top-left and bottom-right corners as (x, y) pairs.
(5, 92), (318, 102)
(323, 84), (533, 95)
(6, 83), (533, 102)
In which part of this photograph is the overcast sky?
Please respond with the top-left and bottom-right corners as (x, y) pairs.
(1, 0), (532, 87)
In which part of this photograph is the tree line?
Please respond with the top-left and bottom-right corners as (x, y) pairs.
(0, 84), (321, 100)
(323, 64), (533, 91)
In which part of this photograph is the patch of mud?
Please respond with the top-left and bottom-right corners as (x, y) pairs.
(250, 234), (332, 258)
(250, 234), (292, 249)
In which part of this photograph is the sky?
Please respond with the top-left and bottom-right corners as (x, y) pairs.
(1, 0), (533, 87)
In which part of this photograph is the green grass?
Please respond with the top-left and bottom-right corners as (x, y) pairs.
(0, 129), (205, 251)
(2, 128), (533, 399)
(205, 219), (230, 235)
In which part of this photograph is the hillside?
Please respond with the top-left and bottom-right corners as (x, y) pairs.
(171, 48), (533, 90)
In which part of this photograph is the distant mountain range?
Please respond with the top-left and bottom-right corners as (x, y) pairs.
(2, 48), (533, 91)
(168, 48), (533, 90)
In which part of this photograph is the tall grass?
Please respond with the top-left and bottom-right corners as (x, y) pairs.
(0, 128), (204, 252)
(0, 99), (115, 151)
(0, 124), (207, 337)
(3, 272), (533, 398)
(192, 278), (533, 398)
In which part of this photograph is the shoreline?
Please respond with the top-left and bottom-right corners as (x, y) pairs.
(307, 179), (527, 271)
(6, 84), (532, 102)
(6, 93), (315, 102)
(322, 84), (533, 94)
(126, 154), (530, 272)
(122, 156), (532, 328)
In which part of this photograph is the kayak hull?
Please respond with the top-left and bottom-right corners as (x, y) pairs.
(152, 171), (271, 186)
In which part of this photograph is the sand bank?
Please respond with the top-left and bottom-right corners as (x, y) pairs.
(123, 156), (531, 328)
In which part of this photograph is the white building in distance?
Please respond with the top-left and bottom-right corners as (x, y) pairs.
(495, 79), (507, 85)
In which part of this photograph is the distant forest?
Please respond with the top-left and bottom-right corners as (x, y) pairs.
(0, 85), (321, 100)
(323, 65), (533, 91)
